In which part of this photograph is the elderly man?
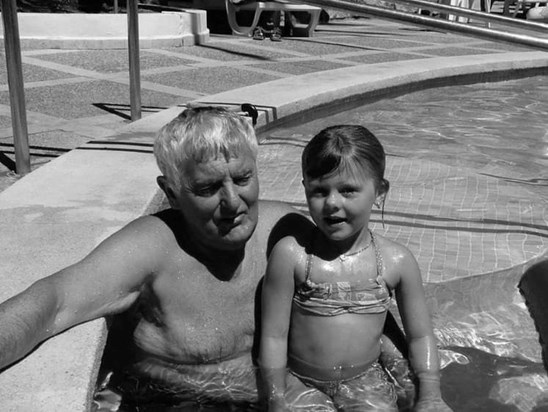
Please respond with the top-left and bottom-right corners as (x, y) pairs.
(0, 107), (309, 409)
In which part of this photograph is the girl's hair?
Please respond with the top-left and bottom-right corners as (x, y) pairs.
(302, 125), (389, 195)
(154, 106), (258, 191)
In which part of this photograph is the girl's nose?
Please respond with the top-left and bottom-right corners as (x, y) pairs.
(324, 191), (340, 210)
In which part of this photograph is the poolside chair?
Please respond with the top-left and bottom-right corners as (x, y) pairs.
(438, 0), (491, 22)
(225, 0), (322, 37)
(502, 0), (545, 16)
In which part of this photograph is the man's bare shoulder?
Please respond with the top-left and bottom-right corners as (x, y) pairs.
(99, 209), (181, 267)
(117, 209), (177, 242)
(258, 199), (300, 217)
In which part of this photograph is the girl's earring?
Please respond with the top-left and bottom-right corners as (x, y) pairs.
(376, 196), (386, 228)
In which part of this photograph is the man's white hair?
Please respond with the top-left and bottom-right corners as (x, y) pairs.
(154, 107), (258, 191)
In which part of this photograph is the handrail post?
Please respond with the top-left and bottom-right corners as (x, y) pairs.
(2, 0), (30, 175)
(127, 0), (142, 121)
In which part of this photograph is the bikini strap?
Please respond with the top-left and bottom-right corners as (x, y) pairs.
(304, 253), (313, 283)
(370, 230), (384, 280)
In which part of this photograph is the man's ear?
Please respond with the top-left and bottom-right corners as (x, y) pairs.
(157, 176), (178, 209)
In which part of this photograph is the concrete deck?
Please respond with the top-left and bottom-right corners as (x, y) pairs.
(0, 14), (547, 411)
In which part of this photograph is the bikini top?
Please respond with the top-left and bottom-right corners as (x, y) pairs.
(292, 231), (392, 316)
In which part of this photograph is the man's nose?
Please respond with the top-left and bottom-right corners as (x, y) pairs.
(220, 183), (240, 210)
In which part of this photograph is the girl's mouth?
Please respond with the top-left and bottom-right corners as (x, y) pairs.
(324, 216), (346, 225)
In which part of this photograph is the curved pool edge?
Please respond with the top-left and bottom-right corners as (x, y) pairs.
(195, 51), (548, 134)
(0, 52), (546, 410)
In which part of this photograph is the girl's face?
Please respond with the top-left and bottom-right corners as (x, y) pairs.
(304, 165), (379, 245)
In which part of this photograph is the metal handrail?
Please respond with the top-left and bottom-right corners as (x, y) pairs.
(1, 0), (143, 175)
(299, 0), (548, 50)
(397, 0), (548, 32)
(128, 0), (142, 121)
(1, 0), (30, 174)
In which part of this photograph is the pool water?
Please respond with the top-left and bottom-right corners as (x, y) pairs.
(259, 75), (548, 411)
(266, 76), (548, 202)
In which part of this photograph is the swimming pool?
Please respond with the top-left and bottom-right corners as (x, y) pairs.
(257, 75), (548, 411)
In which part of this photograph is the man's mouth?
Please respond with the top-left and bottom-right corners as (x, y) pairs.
(218, 213), (244, 230)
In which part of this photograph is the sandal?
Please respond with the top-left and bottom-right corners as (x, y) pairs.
(270, 27), (282, 42)
(252, 27), (265, 40)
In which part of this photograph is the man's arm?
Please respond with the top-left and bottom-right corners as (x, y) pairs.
(0, 215), (165, 370)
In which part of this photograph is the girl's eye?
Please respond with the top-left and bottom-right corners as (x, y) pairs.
(310, 188), (327, 197)
(341, 187), (357, 196)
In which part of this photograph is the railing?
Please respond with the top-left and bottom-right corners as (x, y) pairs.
(1, 0), (30, 174)
(1, 0), (144, 175)
(299, 0), (548, 50)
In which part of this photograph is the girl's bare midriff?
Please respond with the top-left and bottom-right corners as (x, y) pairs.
(289, 309), (386, 380)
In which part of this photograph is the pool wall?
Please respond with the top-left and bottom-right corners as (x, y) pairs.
(0, 51), (547, 410)
(0, 11), (210, 49)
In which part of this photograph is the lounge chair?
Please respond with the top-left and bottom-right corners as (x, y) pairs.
(225, 0), (322, 37)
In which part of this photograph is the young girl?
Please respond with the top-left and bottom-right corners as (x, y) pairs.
(259, 125), (450, 411)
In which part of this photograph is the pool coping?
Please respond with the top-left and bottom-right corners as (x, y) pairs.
(0, 51), (547, 411)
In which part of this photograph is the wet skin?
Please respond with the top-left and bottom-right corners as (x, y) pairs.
(0, 152), (309, 406)
(107, 154), (310, 402)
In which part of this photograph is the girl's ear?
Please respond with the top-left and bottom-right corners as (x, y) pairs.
(374, 194), (385, 209)
(379, 178), (390, 196)
(157, 176), (179, 209)
(375, 179), (389, 207)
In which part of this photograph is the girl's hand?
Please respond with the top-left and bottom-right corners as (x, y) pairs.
(268, 397), (291, 412)
(414, 397), (453, 411)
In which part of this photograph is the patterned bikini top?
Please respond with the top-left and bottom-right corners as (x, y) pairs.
(292, 231), (391, 316)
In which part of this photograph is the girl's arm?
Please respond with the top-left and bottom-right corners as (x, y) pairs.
(394, 248), (452, 412)
(259, 237), (298, 411)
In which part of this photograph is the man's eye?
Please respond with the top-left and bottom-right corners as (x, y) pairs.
(194, 185), (218, 196)
(234, 175), (251, 186)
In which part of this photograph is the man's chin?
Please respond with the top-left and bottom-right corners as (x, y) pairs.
(217, 222), (256, 248)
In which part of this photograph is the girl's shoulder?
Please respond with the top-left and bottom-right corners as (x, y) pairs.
(274, 227), (314, 256)
(373, 233), (413, 257)
(270, 224), (316, 268)
(373, 233), (420, 280)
